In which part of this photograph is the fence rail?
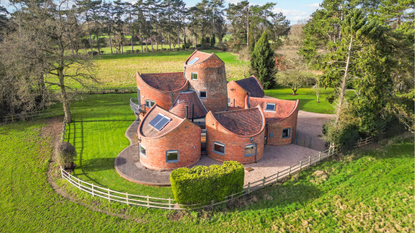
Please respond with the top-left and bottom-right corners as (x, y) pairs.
(0, 108), (64, 126)
(60, 137), (373, 210)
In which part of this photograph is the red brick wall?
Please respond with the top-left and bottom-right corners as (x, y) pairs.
(139, 120), (201, 170)
(136, 72), (188, 111)
(266, 105), (299, 146)
(227, 81), (248, 108)
(184, 54), (227, 112)
(205, 112), (265, 164)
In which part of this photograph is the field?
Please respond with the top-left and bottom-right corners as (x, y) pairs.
(0, 108), (413, 231)
(56, 50), (249, 90)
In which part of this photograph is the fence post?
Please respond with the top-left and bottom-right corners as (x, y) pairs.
(210, 200), (214, 209)
(108, 188), (111, 202)
(289, 166), (291, 175)
(300, 160), (302, 171)
(248, 182), (251, 193)
(308, 156), (311, 166)
(318, 152), (321, 163)
(365, 137), (368, 145)
(126, 192), (129, 206)
(11, 115), (14, 122)
(263, 177), (266, 187)
(92, 183), (94, 197)
(147, 195), (150, 208)
(168, 198), (171, 210)
(276, 171), (279, 182)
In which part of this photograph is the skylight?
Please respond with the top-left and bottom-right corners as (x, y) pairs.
(188, 57), (199, 65)
(149, 113), (171, 131)
(265, 103), (276, 111)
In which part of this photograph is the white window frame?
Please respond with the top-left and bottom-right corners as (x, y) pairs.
(200, 91), (207, 98)
(213, 141), (225, 155)
(145, 100), (155, 108)
(191, 72), (198, 80)
(244, 144), (255, 157)
(166, 150), (179, 163)
(140, 145), (146, 158)
(265, 103), (276, 112)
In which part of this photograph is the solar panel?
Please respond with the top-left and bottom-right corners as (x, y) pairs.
(188, 57), (199, 65)
(149, 114), (164, 127)
(154, 116), (171, 131)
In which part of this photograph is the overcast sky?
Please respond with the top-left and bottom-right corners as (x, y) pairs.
(1, 0), (322, 25)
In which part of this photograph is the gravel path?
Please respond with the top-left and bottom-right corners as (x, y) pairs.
(296, 110), (334, 151)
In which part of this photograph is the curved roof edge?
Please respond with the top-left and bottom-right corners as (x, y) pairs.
(207, 106), (266, 138)
(245, 96), (299, 122)
(184, 50), (224, 66)
(168, 90), (208, 118)
(136, 72), (189, 93)
(138, 104), (196, 139)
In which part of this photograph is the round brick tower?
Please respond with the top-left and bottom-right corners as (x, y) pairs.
(184, 50), (227, 113)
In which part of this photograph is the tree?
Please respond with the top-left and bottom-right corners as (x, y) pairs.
(250, 31), (276, 89)
(0, 0), (97, 123)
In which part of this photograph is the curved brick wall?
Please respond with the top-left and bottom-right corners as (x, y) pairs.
(205, 110), (265, 164)
(246, 96), (299, 146)
(136, 72), (188, 111)
(138, 117), (201, 171)
(227, 81), (248, 108)
(184, 53), (227, 113)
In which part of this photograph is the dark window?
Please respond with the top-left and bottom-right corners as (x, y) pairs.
(200, 91), (207, 98)
(282, 128), (290, 139)
(191, 72), (198, 80)
(213, 142), (225, 155)
(269, 132), (274, 138)
(140, 145), (146, 158)
(265, 103), (276, 111)
(218, 69), (221, 74)
(145, 100), (155, 108)
(244, 144), (255, 157)
(166, 150), (179, 163)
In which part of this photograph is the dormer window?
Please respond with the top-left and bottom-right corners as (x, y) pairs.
(200, 91), (207, 98)
(191, 72), (198, 80)
(265, 103), (276, 111)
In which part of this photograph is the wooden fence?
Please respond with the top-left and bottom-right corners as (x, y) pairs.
(0, 108), (64, 126)
(60, 138), (373, 210)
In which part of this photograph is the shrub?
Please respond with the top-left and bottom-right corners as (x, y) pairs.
(170, 161), (244, 205)
(55, 141), (76, 167)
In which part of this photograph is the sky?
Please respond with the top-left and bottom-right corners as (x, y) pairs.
(1, 0), (322, 25)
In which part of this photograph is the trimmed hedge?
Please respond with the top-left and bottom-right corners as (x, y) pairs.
(170, 161), (244, 205)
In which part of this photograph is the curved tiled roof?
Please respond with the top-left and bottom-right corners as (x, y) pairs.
(139, 105), (185, 138)
(169, 90), (208, 118)
(212, 107), (264, 136)
(246, 96), (298, 122)
(138, 72), (187, 92)
(235, 76), (264, 98)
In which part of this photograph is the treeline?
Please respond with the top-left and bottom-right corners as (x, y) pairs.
(0, 0), (290, 121)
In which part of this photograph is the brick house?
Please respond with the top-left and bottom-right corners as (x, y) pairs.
(138, 105), (201, 170)
(246, 96), (299, 146)
(134, 50), (299, 170)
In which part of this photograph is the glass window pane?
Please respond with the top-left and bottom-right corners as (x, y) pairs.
(214, 143), (225, 154)
(245, 145), (254, 155)
(167, 151), (178, 161)
(140, 145), (146, 156)
(266, 103), (275, 111)
(192, 73), (198, 80)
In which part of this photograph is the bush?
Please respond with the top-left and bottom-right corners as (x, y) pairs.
(170, 161), (244, 205)
(55, 141), (76, 167)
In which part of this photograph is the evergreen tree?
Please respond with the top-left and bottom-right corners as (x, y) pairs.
(250, 31), (276, 89)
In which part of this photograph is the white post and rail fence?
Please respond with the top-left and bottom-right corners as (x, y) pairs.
(60, 137), (373, 210)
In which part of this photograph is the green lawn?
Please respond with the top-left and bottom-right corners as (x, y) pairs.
(1, 109), (413, 231)
(64, 93), (173, 198)
(265, 88), (355, 114)
(53, 50), (249, 91)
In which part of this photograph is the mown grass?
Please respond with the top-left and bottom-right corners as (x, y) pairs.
(64, 93), (173, 198)
(54, 50), (249, 90)
(265, 88), (355, 114)
(1, 111), (413, 231)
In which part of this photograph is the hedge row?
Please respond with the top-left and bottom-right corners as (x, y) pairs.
(170, 161), (244, 205)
